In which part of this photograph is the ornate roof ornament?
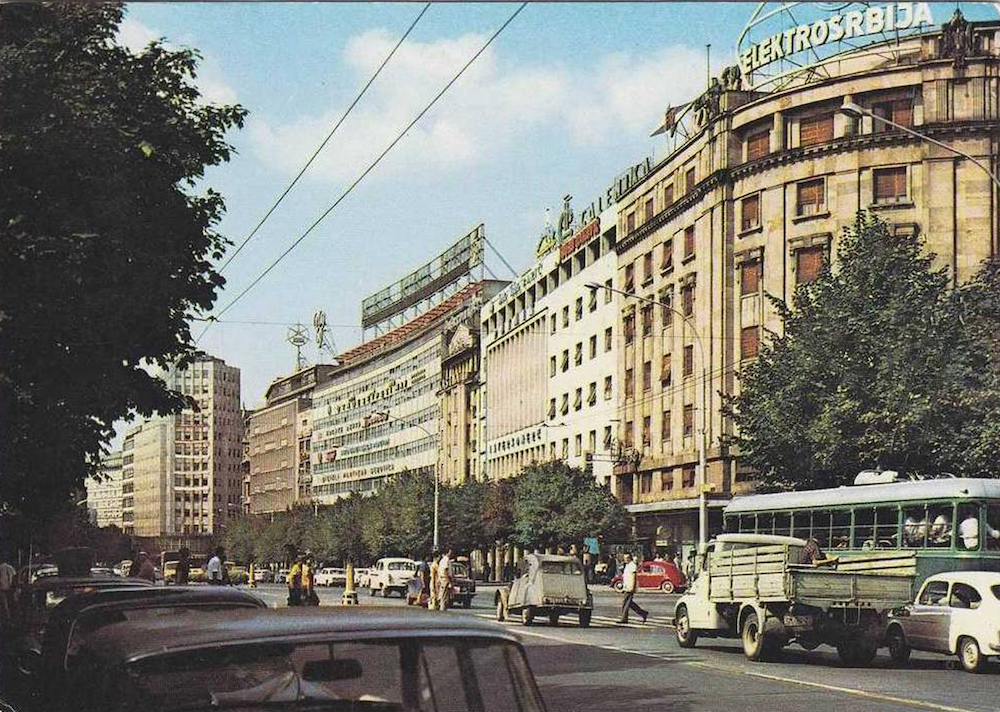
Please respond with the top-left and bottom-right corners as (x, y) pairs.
(939, 8), (977, 70)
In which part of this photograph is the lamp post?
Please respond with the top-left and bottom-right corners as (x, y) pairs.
(587, 282), (710, 548)
(373, 410), (439, 550)
(839, 100), (1000, 193)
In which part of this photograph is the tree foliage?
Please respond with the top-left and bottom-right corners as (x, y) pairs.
(729, 212), (1000, 490)
(0, 3), (246, 521)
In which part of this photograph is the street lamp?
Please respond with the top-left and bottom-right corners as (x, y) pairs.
(373, 410), (439, 551)
(587, 282), (710, 549)
(839, 100), (1000, 192)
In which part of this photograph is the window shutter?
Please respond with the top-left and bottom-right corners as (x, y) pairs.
(684, 226), (695, 257)
(661, 240), (673, 270)
(741, 260), (761, 296)
(747, 130), (770, 160)
(796, 246), (825, 284)
(741, 326), (760, 359)
(800, 113), (834, 146)
(741, 194), (760, 231)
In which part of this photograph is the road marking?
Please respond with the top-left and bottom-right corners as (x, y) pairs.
(687, 661), (977, 712)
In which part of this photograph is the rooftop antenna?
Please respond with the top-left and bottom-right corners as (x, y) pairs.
(286, 323), (309, 370)
(313, 310), (338, 362)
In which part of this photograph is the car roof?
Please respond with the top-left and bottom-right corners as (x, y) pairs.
(926, 571), (1000, 586)
(50, 585), (265, 620)
(81, 607), (520, 665)
(527, 554), (580, 563)
(27, 576), (152, 592)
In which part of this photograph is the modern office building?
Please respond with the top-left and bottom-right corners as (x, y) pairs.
(85, 450), (123, 528)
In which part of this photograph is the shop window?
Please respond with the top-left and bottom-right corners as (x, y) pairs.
(800, 112), (834, 146)
(746, 129), (770, 160)
(741, 194), (760, 231)
(796, 177), (826, 216)
(683, 344), (694, 377)
(873, 166), (907, 205)
(796, 246), (825, 285)
(741, 326), (759, 360)
(684, 225), (695, 258)
(741, 260), (761, 296)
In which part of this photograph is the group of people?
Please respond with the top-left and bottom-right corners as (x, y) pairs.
(416, 548), (455, 611)
(286, 551), (320, 607)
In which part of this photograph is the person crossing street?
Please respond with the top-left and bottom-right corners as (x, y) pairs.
(617, 553), (648, 625)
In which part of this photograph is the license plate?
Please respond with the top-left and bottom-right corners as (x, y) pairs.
(783, 615), (814, 628)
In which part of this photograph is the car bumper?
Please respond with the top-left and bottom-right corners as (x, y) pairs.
(989, 643), (1000, 653)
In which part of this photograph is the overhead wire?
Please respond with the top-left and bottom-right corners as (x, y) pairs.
(197, 2), (529, 345)
(217, 3), (432, 275)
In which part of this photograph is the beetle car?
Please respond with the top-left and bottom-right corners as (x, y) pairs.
(67, 607), (549, 712)
(495, 554), (593, 627)
(611, 558), (686, 594)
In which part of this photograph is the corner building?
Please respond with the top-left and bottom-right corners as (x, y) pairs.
(614, 16), (999, 555)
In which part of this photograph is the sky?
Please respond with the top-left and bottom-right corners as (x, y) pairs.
(116, 2), (1000, 413)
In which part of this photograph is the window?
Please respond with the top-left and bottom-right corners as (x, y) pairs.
(562, 439), (569, 459)
(746, 129), (770, 160)
(796, 178), (825, 216)
(626, 212), (635, 233)
(685, 166), (696, 192)
(682, 466), (695, 488)
(874, 506), (899, 548)
(684, 225), (695, 258)
(574, 434), (582, 457)
(853, 507), (874, 549)
(624, 264), (635, 293)
(604, 278), (612, 303)
(562, 305), (570, 327)
(681, 283), (694, 317)
(661, 353), (672, 387)
(574, 342), (582, 366)
(588, 335), (597, 359)
(741, 194), (760, 231)
(919, 580), (949, 606)
(661, 410), (671, 443)
(796, 246), (825, 285)
(800, 113), (834, 146)
(588, 430), (596, 452)
(624, 368), (634, 399)
(548, 398), (556, 420)
(683, 344), (694, 377)
(641, 305), (652, 337)
(588, 381), (596, 406)
(550, 314), (557, 333)
(575, 297), (583, 321)
(660, 471), (673, 491)
(873, 166), (907, 204)
(741, 260), (761, 296)
(588, 288), (597, 312)
(645, 199), (654, 222)
(640, 472), (652, 494)
(549, 356), (556, 377)
(683, 404), (694, 437)
(643, 252), (653, 284)
(831, 510), (851, 549)
(661, 240), (673, 271)
(927, 504), (954, 549)
(664, 184), (674, 206)
(623, 312), (635, 344)
(560, 394), (569, 415)
(604, 327), (613, 352)
(872, 99), (912, 132)
(741, 326), (759, 360)
(950, 582), (982, 610)
(603, 375), (612, 400)
(574, 388), (582, 411)
(642, 361), (652, 391)
(624, 421), (634, 448)
(642, 416), (651, 447)
(561, 350), (569, 372)
(987, 505), (1000, 551)
(659, 290), (673, 326)
(603, 426), (612, 449)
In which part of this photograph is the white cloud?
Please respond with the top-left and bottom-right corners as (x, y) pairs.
(117, 17), (160, 54)
(248, 29), (715, 183)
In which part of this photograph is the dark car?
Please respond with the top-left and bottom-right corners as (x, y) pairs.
(69, 607), (548, 712)
(34, 585), (266, 710)
(406, 561), (476, 609)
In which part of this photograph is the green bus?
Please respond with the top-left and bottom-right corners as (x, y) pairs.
(723, 475), (1000, 587)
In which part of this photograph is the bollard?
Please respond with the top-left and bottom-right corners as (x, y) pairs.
(342, 561), (359, 605)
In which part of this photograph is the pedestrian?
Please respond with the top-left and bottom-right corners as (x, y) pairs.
(134, 552), (156, 583)
(428, 551), (440, 610)
(248, 561), (257, 589)
(175, 547), (191, 585)
(617, 553), (648, 625)
(0, 553), (18, 626)
(287, 555), (304, 606)
(303, 553), (319, 606)
(437, 548), (453, 611)
(206, 547), (226, 585)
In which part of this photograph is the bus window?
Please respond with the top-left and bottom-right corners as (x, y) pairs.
(758, 513), (774, 535)
(874, 506), (899, 549)
(739, 514), (755, 533)
(957, 504), (981, 551)
(903, 505), (927, 548)
(831, 510), (850, 550)
(724, 515), (737, 532)
(812, 511), (831, 548)
(791, 512), (810, 541)
(987, 505), (1000, 551)
(774, 513), (791, 537)
(927, 504), (954, 549)
(853, 508), (874, 549)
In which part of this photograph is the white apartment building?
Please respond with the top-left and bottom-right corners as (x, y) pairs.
(86, 450), (123, 528)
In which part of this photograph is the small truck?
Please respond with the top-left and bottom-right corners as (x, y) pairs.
(674, 533), (915, 664)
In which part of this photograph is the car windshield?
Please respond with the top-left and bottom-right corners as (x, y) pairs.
(540, 561), (582, 575)
(388, 562), (414, 571)
(451, 563), (468, 578)
(110, 638), (543, 712)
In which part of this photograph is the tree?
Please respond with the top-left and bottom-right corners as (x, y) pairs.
(480, 479), (515, 545)
(728, 212), (1000, 490)
(439, 478), (487, 552)
(0, 3), (246, 522)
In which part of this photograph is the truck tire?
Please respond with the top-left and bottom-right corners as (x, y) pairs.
(521, 606), (535, 626)
(886, 627), (911, 665)
(675, 605), (698, 648)
(959, 636), (985, 673)
(741, 611), (776, 661)
(837, 640), (878, 666)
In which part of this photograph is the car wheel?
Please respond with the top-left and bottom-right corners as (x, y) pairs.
(886, 626), (911, 665)
(579, 610), (591, 628)
(549, 612), (560, 626)
(495, 598), (506, 621)
(660, 580), (675, 594)
(675, 605), (698, 648)
(741, 611), (773, 662)
(521, 606), (535, 626)
(613, 581), (623, 592)
(959, 636), (985, 673)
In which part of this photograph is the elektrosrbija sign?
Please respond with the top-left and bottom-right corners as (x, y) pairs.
(739, 3), (934, 76)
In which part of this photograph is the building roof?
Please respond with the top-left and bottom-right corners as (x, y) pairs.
(725, 478), (1000, 514)
(81, 607), (519, 665)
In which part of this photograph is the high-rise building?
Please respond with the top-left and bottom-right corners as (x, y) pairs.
(85, 450), (123, 528)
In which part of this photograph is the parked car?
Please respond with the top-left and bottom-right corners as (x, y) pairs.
(275, 568), (291, 585)
(496, 554), (593, 627)
(226, 562), (250, 585)
(253, 567), (274, 583)
(33, 585), (266, 710)
(611, 558), (686, 593)
(355, 567), (371, 588)
(405, 561), (476, 608)
(885, 571), (1000, 673)
(368, 558), (417, 598)
(314, 567), (347, 587)
(67, 607), (548, 712)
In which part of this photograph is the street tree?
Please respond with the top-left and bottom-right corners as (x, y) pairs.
(480, 479), (515, 545)
(728, 212), (1000, 490)
(0, 3), (246, 521)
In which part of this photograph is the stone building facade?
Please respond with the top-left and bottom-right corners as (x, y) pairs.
(86, 450), (123, 528)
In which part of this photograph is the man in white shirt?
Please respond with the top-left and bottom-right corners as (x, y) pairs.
(437, 549), (453, 611)
(617, 553), (648, 624)
(206, 547), (225, 585)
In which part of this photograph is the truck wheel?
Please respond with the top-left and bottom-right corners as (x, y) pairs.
(495, 598), (506, 621)
(579, 610), (591, 628)
(741, 611), (772, 662)
(660, 580), (675, 594)
(837, 641), (877, 667)
(959, 636), (985, 673)
(521, 606), (535, 626)
(675, 606), (698, 648)
(886, 627), (911, 665)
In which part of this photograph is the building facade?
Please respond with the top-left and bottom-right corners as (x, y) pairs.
(613, 12), (1000, 556)
(246, 365), (336, 514)
(438, 321), (482, 485)
(85, 450), (123, 528)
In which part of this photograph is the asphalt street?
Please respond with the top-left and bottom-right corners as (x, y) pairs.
(245, 582), (999, 712)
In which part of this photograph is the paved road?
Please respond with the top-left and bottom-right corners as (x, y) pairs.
(246, 582), (999, 712)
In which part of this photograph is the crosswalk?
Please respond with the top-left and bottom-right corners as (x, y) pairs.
(474, 612), (675, 630)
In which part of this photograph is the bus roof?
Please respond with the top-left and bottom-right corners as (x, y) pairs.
(725, 478), (1000, 515)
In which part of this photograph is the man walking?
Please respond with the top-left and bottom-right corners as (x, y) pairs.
(175, 547), (191, 585)
(206, 547), (225, 585)
(437, 548), (453, 611)
(617, 553), (648, 624)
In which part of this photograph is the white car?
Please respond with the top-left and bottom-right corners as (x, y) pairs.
(886, 571), (1000, 673)
(314, 567), (347, 587)
(355, 568), (371, 588)
(368, 558), (417, 598)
